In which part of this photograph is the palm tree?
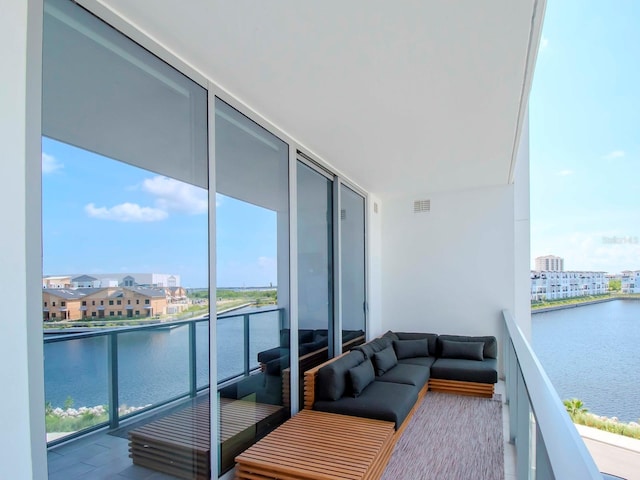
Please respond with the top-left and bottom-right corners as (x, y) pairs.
(563, 398), (588, 419)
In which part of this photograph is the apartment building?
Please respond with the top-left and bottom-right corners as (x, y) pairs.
(534, 255), (564, 272)
(531, 271), (608, 301)
(43, 272), (181, 289)
(43, 286), (169, 321)
(621, 270), (640, 293)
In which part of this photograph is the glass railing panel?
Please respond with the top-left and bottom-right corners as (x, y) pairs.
(217, 314), (245, 382)
(44, 335), (109, 442)
(249, 310), (280, 372)
(117, 325), (191, 412)
(196, 319), (210, 390)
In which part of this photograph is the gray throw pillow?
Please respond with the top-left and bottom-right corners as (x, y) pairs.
(349, 359), (375, 397)
(372, 346), (398, 376)
(393, 338), (429, 359)
(440, 339), (484, 361)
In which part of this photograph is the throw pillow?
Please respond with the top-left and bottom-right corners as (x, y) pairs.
(372, 346), (398, 376)
(440, 339), (484, 361)
(393, 338), (429, 359)
(349, 359), (375, 397)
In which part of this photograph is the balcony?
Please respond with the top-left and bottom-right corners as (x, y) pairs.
(43, 309), (635, 479)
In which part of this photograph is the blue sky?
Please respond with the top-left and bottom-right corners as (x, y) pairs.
(42, 137), (277, 288)
(530, 0), (640, 273)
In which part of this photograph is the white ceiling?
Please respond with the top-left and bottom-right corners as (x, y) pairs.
(94, 0), (544, 197)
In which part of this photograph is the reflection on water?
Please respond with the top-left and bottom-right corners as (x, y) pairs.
(532, 300), (640, 422)
(44, 310), (280, 409)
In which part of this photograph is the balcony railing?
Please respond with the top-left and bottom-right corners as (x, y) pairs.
(502, 309), (603, 479)
(44, 307), (283, 446)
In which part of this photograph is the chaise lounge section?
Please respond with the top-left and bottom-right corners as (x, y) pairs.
(305, 331), (498, 431)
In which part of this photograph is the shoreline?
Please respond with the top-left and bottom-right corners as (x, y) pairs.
(532, 297), (617, 313)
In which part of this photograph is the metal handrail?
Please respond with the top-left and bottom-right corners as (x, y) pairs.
(502, 309), (602, 479)
(45, 307), (284, 446)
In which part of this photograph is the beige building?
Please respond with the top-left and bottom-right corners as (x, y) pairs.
(43, 286), (168, 321)
(534, 255), (564, 272)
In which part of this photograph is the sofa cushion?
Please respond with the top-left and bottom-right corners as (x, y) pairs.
(257, 346), (288, 364)
(279, 329), (315, 348)
(265, 354), (290, 376)
(316, 350), (365, 401)
(430, 358), (498, 384)
(393, 338), (429, 359)
(349, 358), (375, 397)
(300, 338), (328, 356)
(376, 363), (430, 389)
(436, 335), (498, 359)
(382, 330), (400, 342)
(395, 332), (438, 357)
(354, 336), (393, 359)
(313, 380), (418, 429)
(373, 346), (398, 376)
(398, 356), (437, 368)
(440, 339), (484, 361)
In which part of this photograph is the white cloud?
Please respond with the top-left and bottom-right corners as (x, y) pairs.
(42, 153), (63, 174)
(603, 150), (625, 160)
(258, 256), (277, 270)
(540, 36), (549, 50)
(557, 169), (574, 176)
(84, 202), (168, 222)
(142, 176), (207, 215)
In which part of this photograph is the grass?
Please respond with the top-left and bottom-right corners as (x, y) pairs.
(572, 413), (640, 440)
(531, 294), (613, 310)
(564, 398), (640, 440)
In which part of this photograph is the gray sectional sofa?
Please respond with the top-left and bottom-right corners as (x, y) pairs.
(304, 331), (498, 430)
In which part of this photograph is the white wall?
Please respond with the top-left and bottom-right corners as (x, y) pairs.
(379, 184), (515, 352)
(0, 0), (47, 478)
(514, 114), (532, 338)
(367, 194), (383, 339)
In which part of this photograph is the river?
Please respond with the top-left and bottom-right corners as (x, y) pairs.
(43, 306), (280, 409)
(532, 299), (640, 423)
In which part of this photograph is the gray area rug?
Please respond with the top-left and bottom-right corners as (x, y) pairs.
(382, 393), (504, 480)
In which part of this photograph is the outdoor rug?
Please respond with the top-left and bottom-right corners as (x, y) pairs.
(382, 392), (504, 480)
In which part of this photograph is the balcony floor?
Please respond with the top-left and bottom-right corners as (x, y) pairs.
(48, 382), (515, 480)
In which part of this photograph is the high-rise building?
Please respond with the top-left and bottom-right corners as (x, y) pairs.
(535, 255), (564, 272)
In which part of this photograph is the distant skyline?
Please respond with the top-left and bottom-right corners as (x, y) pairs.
(530, 0), (640, 274)
(42, 137), (278, 288)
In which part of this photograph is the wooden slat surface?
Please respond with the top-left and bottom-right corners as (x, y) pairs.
(429, 378), (495, 398)
(235, 410), (395, 480)
(129, 398), (285, 479)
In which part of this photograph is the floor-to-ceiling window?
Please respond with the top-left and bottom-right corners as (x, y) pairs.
(296, 160), (334, 405)
(215, 98), (290, 475)
(42, 0), (209, 478)
(340, 184), (367, 342)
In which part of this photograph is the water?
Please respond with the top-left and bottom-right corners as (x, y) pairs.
(44, 307), (280, 409)
(532, 300), (640, 423)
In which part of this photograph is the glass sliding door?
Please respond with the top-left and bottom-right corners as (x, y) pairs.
(340, 184), (367, 344)
(42, 1), (209, 479)
(215, 99), (290, 475)
(296, 161), (334, 405)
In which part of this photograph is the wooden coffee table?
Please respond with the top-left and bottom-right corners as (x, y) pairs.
(235, 410), (396, 480)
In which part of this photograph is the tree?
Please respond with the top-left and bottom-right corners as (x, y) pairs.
(563, 398), (588, 419)
(608, 279), (621, 292)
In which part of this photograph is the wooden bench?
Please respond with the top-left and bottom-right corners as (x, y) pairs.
(129, 398), (285, 479)
(235, 410), (395, 480)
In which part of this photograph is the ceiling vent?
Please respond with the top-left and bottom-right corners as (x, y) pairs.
(414, 199), (431, 213)
(341, 209), (346, 220)
(374, 202), (378, 214)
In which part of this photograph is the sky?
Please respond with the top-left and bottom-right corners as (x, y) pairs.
(42, 137), (278, 288)
(530, 0), (640, 273)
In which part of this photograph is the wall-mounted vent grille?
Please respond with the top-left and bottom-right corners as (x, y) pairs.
(414, 199), (431, 213)
(341, 209), (346, 220)
(374, 202), (378, 214)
